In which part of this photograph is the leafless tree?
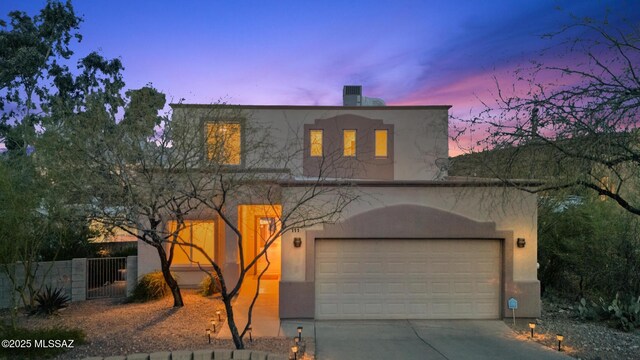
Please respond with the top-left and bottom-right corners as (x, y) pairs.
(40, 91), (359, 348)
(171, 105), (359, 349)
(454, 17), (640, 215)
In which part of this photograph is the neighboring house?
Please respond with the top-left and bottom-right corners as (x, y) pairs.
(138, 86), (541, 320)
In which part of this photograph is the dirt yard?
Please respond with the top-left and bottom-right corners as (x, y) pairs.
(1, 291), (312, 359)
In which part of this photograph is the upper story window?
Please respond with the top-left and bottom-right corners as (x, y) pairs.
(343, 130), (356, 157)
(375, 129), (388, 157)
(206, 123), (241, 165)
(310, 129), (323, 157)
(167, 220), (215, 266)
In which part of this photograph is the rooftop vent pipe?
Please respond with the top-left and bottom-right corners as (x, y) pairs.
(342, 85), (386, 106)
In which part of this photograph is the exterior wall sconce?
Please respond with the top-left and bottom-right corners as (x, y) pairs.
(556, 334), (564, 351)
(517, 238), (526, 248)
(528, 322), (536, 338)
(293, 237), (302, 248)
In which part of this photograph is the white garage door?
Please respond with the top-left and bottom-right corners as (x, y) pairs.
(315, 239), (501, 319)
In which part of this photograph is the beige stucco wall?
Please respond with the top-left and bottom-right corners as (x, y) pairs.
(171, 106), (450, 181)
(280, 186), (538, 283)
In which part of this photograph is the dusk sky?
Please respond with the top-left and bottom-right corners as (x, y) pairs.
(1, 0), (639, 154)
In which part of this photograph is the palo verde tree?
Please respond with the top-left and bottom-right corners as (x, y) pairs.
(454, 16), (640, 216)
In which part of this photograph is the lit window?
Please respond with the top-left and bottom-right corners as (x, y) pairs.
(375, 130), (388, 157)
(206, 123), (241, 165)
(168, 220), (215, 266)
(310, 130), (323, 157)
(343, 130), (356, 157)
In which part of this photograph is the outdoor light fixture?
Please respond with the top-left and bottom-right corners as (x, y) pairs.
(517, 238), (526, 248)
(206, 328), (211, 344)
(210, 319), (217, 332)
(293, 237), (302, 248)
(291, 345), (299, 360)
(297, 326), (303, 341)
(247, 326), (253, 342)
(528, 322), (536, 338)
(556, 334), (564, 351)
(294, 336), (300, 345)
(216, 310), (222, 321)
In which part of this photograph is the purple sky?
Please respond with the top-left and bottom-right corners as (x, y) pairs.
(1, 0), (638, 154)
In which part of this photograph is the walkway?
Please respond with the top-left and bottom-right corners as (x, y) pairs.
(216, 278), (313, 339)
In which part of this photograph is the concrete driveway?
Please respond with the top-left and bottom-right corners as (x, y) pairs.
(315, 320), (572, 360)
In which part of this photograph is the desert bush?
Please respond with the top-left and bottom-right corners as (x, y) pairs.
(539, 197), (640, 299)
(199, 274), (221, 296)
(32, 287), (70, 316)
(129, 271), (173, 302)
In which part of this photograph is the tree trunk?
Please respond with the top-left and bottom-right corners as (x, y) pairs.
(222, 292), (244, 349)
(156, 246), (184, 307)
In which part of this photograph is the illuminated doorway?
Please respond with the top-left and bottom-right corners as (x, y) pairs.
(238, 205), (282, 280)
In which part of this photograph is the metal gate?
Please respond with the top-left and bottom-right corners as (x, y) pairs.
(86, 257), (127, 299)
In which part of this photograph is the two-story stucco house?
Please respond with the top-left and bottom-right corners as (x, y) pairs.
(137, 86), (541, 320)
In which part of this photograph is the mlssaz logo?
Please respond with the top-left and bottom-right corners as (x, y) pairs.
(34, 339), (75, 348)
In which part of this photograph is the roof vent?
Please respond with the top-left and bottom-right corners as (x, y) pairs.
(342, 85), (385, 107)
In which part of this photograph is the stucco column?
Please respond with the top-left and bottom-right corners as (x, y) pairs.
(126, 256), (138, 297)
(222, 203), (241, 291)
(71, 258), (87, 302)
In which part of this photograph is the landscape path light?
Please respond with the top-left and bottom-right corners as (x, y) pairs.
(528, 322), (536, 338)
(210, 319), (216, 332)
(247, 326), (253, 342)
(556, 334), (564, 351)
(216, 310), (222, 322)
(206, 328), (211, 344)
(291, 345), (299, 360)
(297, 326), (303, 341)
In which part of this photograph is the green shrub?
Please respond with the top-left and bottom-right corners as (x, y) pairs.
(32, 287), (70, 316)
(199, 274), (221, 296)
(538, 198), (640, 300)
(129, 271), (173, 302)
(0, 326), (86, 359)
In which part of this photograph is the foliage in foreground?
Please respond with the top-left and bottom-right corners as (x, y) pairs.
(129, 271), (172, 302)
(0, 326), (85, 359)
(32, 287), (70, 316)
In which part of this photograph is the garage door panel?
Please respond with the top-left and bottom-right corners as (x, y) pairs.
(317, 282), (339, 295)
(316, 261), (338, 274)
(316, 239), (501, 319)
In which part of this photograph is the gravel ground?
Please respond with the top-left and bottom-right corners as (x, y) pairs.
(508, 300), (640, 360)
(2, 291), (314, 360)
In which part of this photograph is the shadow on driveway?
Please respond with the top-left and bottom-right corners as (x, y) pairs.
(315, 320), (572, 360)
